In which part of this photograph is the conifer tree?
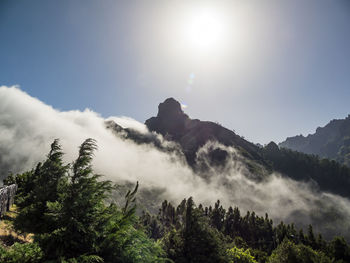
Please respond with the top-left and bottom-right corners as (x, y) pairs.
(182, 198), (228, 263)
(37, 138), (111, 261)
(14, 139), (68, 234)
(33, 139), (166, 262)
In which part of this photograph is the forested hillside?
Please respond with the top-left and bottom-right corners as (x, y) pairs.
(1, 95), (350, 262)
(1, 139), (350, 262)
(263, 142), (350, 198)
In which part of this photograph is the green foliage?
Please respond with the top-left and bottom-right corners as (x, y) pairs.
(9, 139), (166, 262)
(37, 139), (113, 260)
(142, 197), (350, 263)
(263, 144), (350, 198)
(328, 236), (350, 262)
(6, 139), (350, 263)
(267, 239), (332, 263)
(226, 247), (257, 263)
(162, 228), (184, 261)
(161, 198), (229, 263)
(98, 194), (166, 263)
(58, 254), (104, 263)
(0, 242), (43, 263)
(182, 198), (229, 263)
(14, 139), (69, 234)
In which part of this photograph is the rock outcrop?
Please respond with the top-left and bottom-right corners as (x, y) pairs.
(145, 98), (265, 166)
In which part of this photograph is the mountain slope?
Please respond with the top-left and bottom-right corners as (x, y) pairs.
(141, 98), (350, 198)
(105, 98), (350, 199)
(279, 115), (350, 167)
(263, 141), (350, 198)
(145, 98), (267, 168)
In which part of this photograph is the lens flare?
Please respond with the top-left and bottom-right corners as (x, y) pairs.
(181, 103), (188, 110)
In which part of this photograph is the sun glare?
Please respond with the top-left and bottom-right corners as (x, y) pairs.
(185, 8), (226, 52)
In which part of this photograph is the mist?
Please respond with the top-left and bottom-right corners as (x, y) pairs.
(1, 85), (350, 240)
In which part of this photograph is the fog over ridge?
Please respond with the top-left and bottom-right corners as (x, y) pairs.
(1, 85), (350, 240)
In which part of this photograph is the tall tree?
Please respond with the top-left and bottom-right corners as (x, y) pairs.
(34, 139), (165, 262)
(174, 198), (229, 263)
(14, 139), (68, 234)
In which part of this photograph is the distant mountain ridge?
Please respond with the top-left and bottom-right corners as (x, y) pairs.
(105, 98), (350, 199)
(279, 115), (350, 167)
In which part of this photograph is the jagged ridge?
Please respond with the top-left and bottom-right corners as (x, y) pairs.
(279, 115), (350, 166)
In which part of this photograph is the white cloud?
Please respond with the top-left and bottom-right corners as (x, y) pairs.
(106, 116), (148, 134)
(1, 85), (350, 239)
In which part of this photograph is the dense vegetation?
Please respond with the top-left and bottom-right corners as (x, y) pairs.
(141, 198), (350, 263)
(263, 142), (350, 198)
(1, 139), (350, 262)
(2, 139), (165, 262)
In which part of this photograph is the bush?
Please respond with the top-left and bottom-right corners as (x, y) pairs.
(268, 239), (331, 263)
(0, 242), (43, 263)
(226, 246), (257, 263)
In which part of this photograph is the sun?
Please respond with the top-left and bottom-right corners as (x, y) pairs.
(184, 8), (226, 52)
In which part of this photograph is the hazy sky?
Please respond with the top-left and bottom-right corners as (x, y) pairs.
(1, 0), (349, 144)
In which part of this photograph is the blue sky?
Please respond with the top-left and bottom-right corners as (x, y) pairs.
(1, 0), (350, 144)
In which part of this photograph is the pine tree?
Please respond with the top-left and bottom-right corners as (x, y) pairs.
(307, 225), (316, 249)
(33, 139), (165, 262)
(182, 198), (228, 263)
(37, 138), (111, 261)
(14, 139), (68, 234)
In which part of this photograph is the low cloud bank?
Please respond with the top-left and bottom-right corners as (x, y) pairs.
(1, 86), (349, 239)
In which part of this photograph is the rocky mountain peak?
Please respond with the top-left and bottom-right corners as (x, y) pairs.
(157, 98), (184, 119)
(145, 97), (264, 166)
(145, 98), (189, 140)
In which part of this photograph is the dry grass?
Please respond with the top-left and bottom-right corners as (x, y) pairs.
(0, 205), (33, 247)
